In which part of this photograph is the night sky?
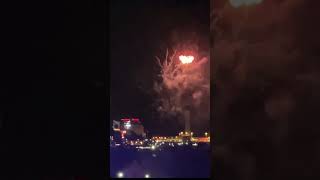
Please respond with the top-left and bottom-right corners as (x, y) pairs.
(109, 0), (209, 135)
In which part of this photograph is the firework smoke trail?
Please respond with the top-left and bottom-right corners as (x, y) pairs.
(154, 49), (209, 126)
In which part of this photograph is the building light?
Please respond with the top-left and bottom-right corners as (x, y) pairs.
(132, 118), (140, 123)
(124, 122), (131, 129)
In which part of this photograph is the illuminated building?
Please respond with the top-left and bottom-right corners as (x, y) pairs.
(112, 118), (146, 140)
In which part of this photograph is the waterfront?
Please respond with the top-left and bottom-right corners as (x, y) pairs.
(110, 144), (210, 178)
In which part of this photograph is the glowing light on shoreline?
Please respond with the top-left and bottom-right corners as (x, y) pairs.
(117, 172), (124, 178)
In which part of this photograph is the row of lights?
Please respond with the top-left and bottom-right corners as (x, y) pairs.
(178, 132), (209, 136)
(179, 131), (192, 135)
(153, 136), (174, 140)
(150, 132), (210, 143)
(151, 132), (209, 139)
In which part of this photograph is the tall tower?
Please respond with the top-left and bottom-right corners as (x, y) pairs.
(184, 110), (191, 133)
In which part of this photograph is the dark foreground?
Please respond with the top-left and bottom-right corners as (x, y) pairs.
(110, 145), (211, 178)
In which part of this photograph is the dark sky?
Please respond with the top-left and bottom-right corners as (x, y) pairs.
(109, 0), (209, 135)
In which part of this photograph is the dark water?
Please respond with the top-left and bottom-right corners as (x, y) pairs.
(110, 145), (211, 178)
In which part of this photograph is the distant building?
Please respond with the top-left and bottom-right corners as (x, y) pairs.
(112, 118), (146, 140)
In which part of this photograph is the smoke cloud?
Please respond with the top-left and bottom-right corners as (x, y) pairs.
(154, 48), (210, 130)
(212, 0), (320, 179)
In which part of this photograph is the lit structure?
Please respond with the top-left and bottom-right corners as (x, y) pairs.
(151, 132), (210, 143)
(112, 118), (146, 140)
(112, 118), (210, 148)
(179, 54), (194, 136)
(184, 110), (191, 134)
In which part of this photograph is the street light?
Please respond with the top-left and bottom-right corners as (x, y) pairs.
(117, 171), (124, 178)
(205, 132), (208, 137)
(124, 121), (131, 129)
(145, 174), (150, 178)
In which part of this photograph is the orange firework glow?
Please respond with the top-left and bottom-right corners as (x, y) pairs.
(179, 55), (194, 64)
